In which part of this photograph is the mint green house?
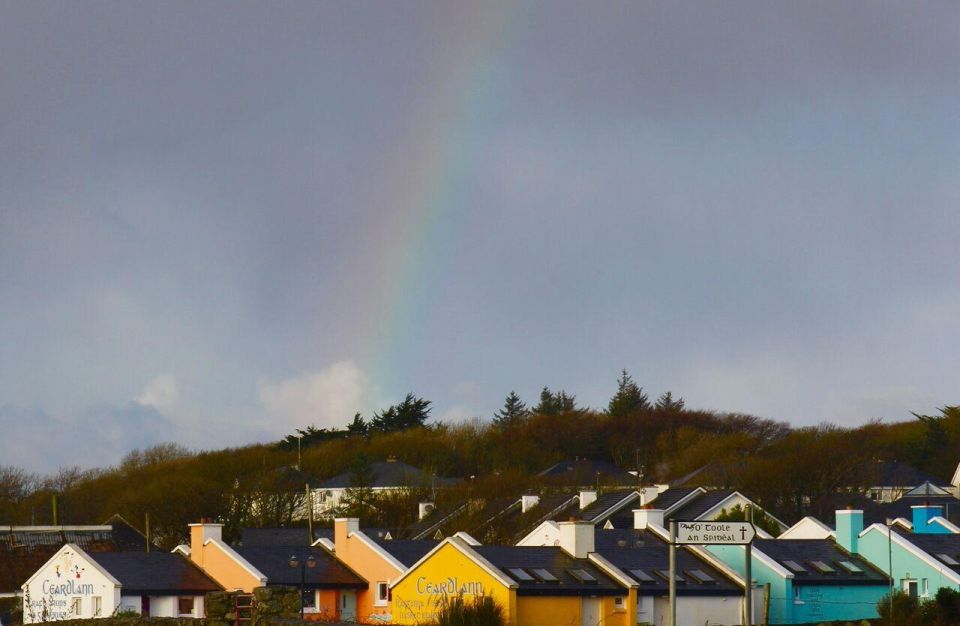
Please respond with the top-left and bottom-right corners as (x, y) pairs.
(705, 510), (889, 624)
(857, 504), (960, 599)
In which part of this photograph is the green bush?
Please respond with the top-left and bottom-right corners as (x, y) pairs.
(433, 594), (505, 626)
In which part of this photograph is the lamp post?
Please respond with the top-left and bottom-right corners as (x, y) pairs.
(288, 554), (317, 619)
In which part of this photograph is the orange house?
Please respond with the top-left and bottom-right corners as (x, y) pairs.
(188, 521), (367, 620)
(329, 518), (438, 623)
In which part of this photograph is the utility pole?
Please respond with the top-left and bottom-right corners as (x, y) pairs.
(668, 520), (677, 626)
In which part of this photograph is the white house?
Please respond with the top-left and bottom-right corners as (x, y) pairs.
(22, 544), (220, 622)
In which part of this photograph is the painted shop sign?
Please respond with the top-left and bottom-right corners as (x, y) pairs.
(415, 576), (484, 596)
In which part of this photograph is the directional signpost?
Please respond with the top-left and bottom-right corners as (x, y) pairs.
(668, 510), (757, 626)
(674, 520), (756, 545)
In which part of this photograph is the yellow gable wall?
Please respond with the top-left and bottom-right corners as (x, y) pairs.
(391, 543), (517, 625)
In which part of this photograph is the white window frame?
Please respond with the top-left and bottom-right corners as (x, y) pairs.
(375, 581), (390, 606)
(93, 596), (102, 617)
(178, 596), (195, 616)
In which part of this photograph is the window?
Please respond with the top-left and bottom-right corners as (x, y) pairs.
(808, 561), (835, 574)
(302, 589), (316, 609)
(614, 597), (625, 610)
(71, 597), (81, 615)
(937, 553), (960, 566)
(567, 568), (597, 583)
(686, 569), (716, 584)
(628, 569), (656, 583)
(794, 586), (804, 605)
(903, 579), (918, 598)
(923, 579), (930, 597)
(783, 560), (807, 573)
(375, 582), (391, 606)
(837, 561), (863, 574)
(178, 597), (195, 616)
(93, 597), (102, 617)
(529, 568), (558, 582)
(508, 568), (535, 582)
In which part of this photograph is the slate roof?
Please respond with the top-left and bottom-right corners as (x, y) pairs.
(88, 551), (222, 595)
(898, 533), (960, 576)
(604, 488), (705, 529)
(872, 461), (951, 488)
(472, 545), (626, 596)
(242, 527), (318, 546)
(240, 526), (393, 546)
(873, 496), (960, 526)
(751, 539), (887, 585)
(595, 529), (742, 597)
(538, 460), (638, 486)
(513, 493), (579, 537)
(233, 546), (366, 589)
(374, 539), (438, 567)
(318, 461), (459, 489)
(667, 491), (738, 522)
(648, 488), (704, 512)
(0, 519), (152, 594)
(579, 490), (639, 523)
(404, 502), (470, 540)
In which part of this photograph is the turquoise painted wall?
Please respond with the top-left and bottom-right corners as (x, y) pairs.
(706, 544), (886, 624)
(791, 584), (884, 623)
(858, 527), (960, 597)
(706, 544), (793, 624)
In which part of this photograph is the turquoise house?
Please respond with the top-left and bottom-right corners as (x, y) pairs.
(705, 511), (888, 624)
(857, 504), (960, 599)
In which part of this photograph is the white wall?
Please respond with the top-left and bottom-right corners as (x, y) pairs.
(651, 595), (741, 626)
(23, 547), (120, 623)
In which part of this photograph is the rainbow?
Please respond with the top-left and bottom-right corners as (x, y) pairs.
(348, 3), (527, 406)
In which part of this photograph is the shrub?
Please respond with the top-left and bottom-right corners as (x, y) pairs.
(433, 594), (505, 626)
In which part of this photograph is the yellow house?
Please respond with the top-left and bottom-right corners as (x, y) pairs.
(329, 518), (438, 623)
(391, 522), (637, 626)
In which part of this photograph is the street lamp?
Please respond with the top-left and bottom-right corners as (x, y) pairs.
(288, 554), (317, 619)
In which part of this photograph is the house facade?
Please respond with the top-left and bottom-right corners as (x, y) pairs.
(391, 522), (637, 626)
(22, 544), (219, 622)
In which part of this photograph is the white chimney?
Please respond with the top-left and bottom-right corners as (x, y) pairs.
(521, 495), (540, 513)
(418, 502), (435, 520)
(579, 490), (598, 509)
(639, 487), (658, 506)
(633, 508), (665, 530)
(559, 521), (595, 558)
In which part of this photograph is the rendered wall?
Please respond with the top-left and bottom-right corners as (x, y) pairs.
(334, 524), (402, 622)
(192, 540), (260, 593)
(391, 543), (516, 625)
(515, 596), (580, 626)
(706, 544), (788, 623)
(791, 585), (883, 624)
(651, 595), (742, 626)
(22, 547), (121, 623)
(858, 528), (960, 597)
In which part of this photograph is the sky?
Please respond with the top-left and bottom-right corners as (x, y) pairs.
(1, 1), (958, 474)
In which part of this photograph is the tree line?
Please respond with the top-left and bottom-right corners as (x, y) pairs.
(1, 370), (957, 549)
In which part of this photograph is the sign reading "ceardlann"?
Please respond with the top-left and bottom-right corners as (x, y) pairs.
(416, 576), (484, 596)
(674, 521), (755, 545)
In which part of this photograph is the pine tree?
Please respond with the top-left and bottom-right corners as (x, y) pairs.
(346, 413), (368, 437)
(532, 387), (577, 415)
(655, 391), (685, 412)
(607, 369), (650, 417)
(493, 391), (529, 429)
(370, 393), (432, 433)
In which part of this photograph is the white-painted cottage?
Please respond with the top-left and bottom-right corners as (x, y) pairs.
(22, 544), (220, 622)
